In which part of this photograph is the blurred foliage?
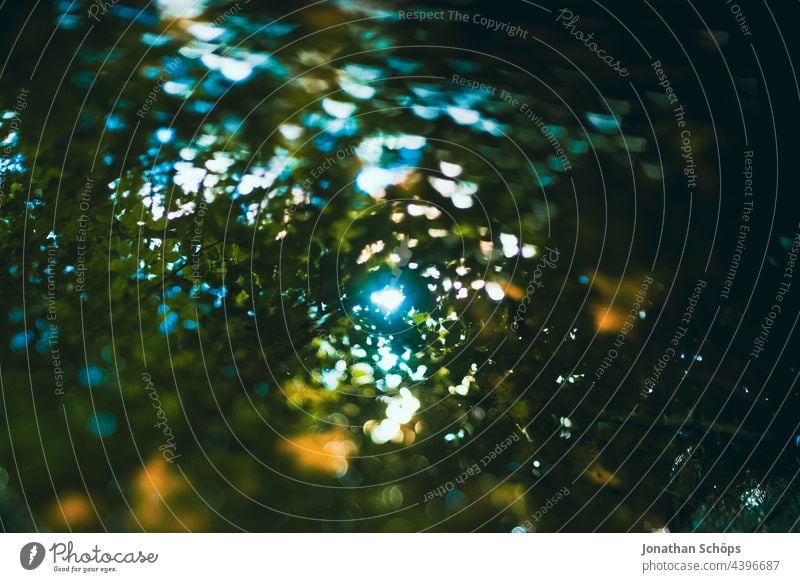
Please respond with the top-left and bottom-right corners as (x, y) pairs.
(0, 0), (798, 532)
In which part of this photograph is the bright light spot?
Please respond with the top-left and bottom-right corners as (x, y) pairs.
(315, 340), (337, 358)
(370, 287), (406, 314)
(279, 124), (303, 140)
(440, 161), (463, 177)
(432, 178), (479, 207)
(321, 369), (343, 390)
(188, 23), (224, 42)
(173, 162), (207, 194)
(355, 166), (411, 198)
(350, 363), (375, 385)
(741, 486), (766, 509)
(376, 351), (399, 372)
(384, 388), (420, 424)
(500, 233), (519, 257)
(179, 147), (197, 161)
(204, 153), (235, 173)
(220, 59), (253, 82)
(370, 419), (401, 444)
(408, 365), (426, 381)
(479, 118), (505, 136)
(357, 240), (385, 264)
(341, 82), (376, 99)
(163, 81), (192, 96)
(385, 374), (402, 389)
(237, 171), (275, 195)
(422, 266), (441, 279)
(339, 67), (379, 100)
(429, 176), (456, 196)
(202, 54), (253, 82)
(586, 112), (620, 133)
(452, 193), (473, 209)
(197, 134), (216, 147)
(450, 374), (475, 395)
(322, 98), (357, 119)
(155, 128), (176, 144)
(485, 282), (505, 301)
(412, 105), (440, 120)
(407, 203), (442, 219)
(156, 0), (208, 19)
(387, 134), (427, 150)
(447, 106), (480, 125)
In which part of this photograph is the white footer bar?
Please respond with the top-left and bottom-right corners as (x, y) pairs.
(1, 533), (797, 581)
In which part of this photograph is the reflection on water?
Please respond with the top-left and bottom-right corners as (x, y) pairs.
(0, 0), (797, 532)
